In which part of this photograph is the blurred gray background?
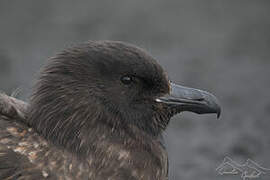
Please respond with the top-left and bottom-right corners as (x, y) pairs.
(0, 1), (270, 179)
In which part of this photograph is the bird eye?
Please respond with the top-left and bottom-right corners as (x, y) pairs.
(121, 75), (133, 85)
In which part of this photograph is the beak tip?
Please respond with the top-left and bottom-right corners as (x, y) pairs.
(214, 100), (221, 119)
(211, 101), (221, 119)
(204, 91), (221, 119)
(217, 109), (221, 119)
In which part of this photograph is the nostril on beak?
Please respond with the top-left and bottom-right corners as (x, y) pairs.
(196, 98), (205, 101)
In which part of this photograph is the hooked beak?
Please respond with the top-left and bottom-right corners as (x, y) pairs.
(156, 82), (221, 118)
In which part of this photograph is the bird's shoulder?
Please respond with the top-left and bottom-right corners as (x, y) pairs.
(0, 94), (89, 180)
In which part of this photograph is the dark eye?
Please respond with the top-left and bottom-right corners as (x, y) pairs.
(121, 75), (133, 85)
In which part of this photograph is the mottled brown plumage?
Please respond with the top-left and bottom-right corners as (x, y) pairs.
(0, 41), (220, 180)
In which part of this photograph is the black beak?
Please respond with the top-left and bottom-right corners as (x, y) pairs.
(156, 82), (221, 118)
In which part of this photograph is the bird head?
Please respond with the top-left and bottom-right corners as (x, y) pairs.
(28, 41), (220, 150)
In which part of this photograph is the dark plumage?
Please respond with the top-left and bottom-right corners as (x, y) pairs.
(0, 41), (220, 180)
